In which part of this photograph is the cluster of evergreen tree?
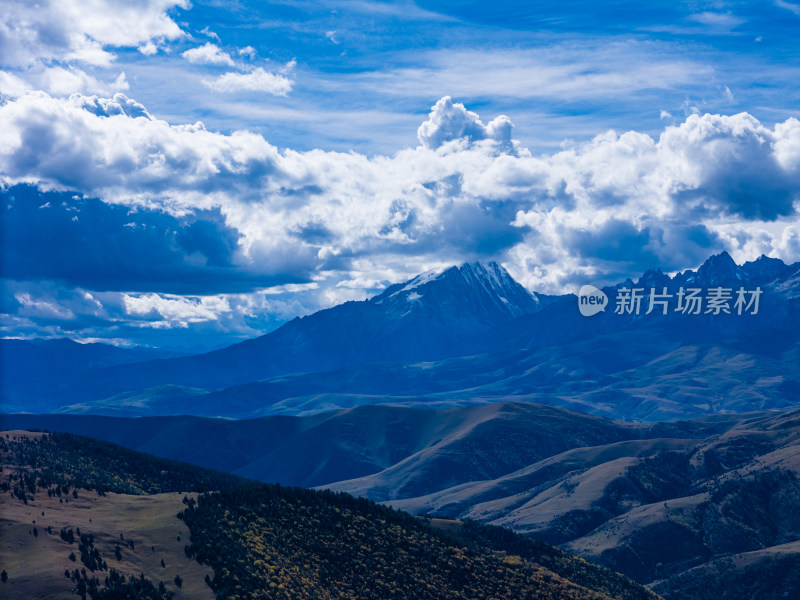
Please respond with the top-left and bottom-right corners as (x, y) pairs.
(65, 567), (173, 600)
(58, 527), (174, 600)
(450, 520), (657, 600)
(179, 483), (655, 600)
(1, 432), (243, 498)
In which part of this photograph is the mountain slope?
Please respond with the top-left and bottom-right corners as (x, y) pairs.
(2, 261), (541, 411)
(0, 338), (180, 396)
(6, 408), (799, 598)
(362, 408), (800, 598)
(1, 430), (658, 600)
(117, 260), (540, 390)
(0, 403), (643, 489)
(3, 252), (799, 419)
(50, 326), (800, 423)
(6, 407), (799, 598)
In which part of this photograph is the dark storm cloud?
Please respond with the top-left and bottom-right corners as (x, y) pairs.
(0, 185), (305, 293)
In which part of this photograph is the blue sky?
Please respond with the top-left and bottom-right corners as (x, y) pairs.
(2, 0), (800, 349)
(104, 1), (800, 153)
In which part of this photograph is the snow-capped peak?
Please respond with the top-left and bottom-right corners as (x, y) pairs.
(393, 265), (450, 295)
(374, 260), (538, 319)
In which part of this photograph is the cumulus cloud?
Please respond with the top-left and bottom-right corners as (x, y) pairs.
(123, 293), (230, 325)
(1, 92), (799, 327)
(0, 92), (284, 206)
(138, 41), (159, 56)
(417, 96), (515, 153)
(1, 0), (187, 68)
(659, 112), (799, 220)
(77, 93), (152, 119)
(39, 68), (129, 97)
(1, 66), (130, 99)
(182, 43), (235, 66)
(203, 66), (294, 95)
(777, 226), (800, 262)
(0, 71), (31, 97)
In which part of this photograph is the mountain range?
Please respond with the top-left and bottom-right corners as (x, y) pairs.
(4, 250), (800, 599)
(3, 251), (799, 422)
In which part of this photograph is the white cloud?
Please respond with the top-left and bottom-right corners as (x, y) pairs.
(688, 12), (746, 29)
(14, 291), (75, 320)
(204, 66), (294, 95)
(199, 27), (221, 42)
(1, 92), (799, 299)
(123, 292), (230, 325)
(417, 96), (515, 153)
(182, 43), (235, 67)
(239, 46), (257, 59)
(1, 66), (129, 99)
(138, 41), (159, 56)
(1, 278), (310, 345)
(39, 67), (129, 96)
(0, 71), (32, 97)
(776, 226), (800, 262)
(776, 0), (800, 16)
(721, 85), (735, 102)
(334, 43), (712, 103)
(1, 0), (188, 68)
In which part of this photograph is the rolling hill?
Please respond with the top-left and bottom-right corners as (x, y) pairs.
(5, 406), (800, 598)
(0, 403), (645, 488)
(352, 408), (800, 599)
(0, 429), (657, 600)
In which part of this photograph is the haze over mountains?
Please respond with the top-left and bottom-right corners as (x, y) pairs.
(3, 251), (799, 422)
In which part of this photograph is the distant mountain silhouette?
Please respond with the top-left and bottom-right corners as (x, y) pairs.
(2, 253), (799, 418)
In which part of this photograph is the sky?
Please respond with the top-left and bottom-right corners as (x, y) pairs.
(1, 0), (800, 350)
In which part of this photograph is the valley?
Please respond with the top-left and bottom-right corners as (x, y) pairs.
(5, 404), (800, 598)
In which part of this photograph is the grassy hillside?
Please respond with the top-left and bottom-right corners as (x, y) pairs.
(384, 408), (800, 598)
(6, 406), (799, 598)
(1, 403), (644, 491)
(0, 430), (658, 600)
(0, 432), (218, 600)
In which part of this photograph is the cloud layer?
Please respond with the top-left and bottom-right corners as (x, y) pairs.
(1, 90), (799, 344)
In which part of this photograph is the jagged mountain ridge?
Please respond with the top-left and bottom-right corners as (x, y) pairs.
(373, 260), (540, 319)
(2, 261), (543, 410)
(638, 251), (794, 289)
(2, 253), (799, 416)
(482, 251), (800, 356)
